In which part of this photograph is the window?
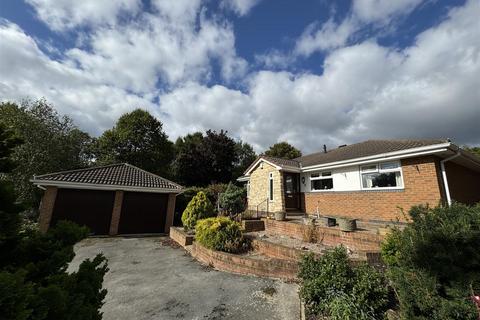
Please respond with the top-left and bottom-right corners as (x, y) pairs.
(246, 181), (250, 197)
(361, 162), (403, 189)
(311, 171), (333, 191)
(269, 173), (274, 201)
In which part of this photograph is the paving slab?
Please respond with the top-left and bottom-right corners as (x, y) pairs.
(68, 237), (300, 320)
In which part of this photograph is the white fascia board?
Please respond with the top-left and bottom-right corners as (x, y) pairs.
(30, 180), (182, 194)
(236, 176), (250, 182)
(301, 148), (449, 172)
(301, 143), (451, 171)
(280, 166), (302, 173)
(244, 158), (282, 175)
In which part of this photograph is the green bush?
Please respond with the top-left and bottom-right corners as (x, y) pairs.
(299, 247), (389, 318)
(195, 217), (244, 253)
(181, 191), (215, 230)
(219, 182), (246, 216)
(381, 203), (480, 320)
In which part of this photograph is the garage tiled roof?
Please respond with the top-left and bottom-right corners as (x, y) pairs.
(32, 163), (183, 191)
(296, 139), (448, 167)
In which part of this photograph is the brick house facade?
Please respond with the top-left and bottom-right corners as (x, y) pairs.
(241, 140), (480, 223)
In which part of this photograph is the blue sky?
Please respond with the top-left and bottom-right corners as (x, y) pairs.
(0, 0), (478, 153)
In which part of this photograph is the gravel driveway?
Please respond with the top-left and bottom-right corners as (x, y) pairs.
(68, 237), (300, 320)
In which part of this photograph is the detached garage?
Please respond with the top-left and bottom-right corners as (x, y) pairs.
(32, 163), (183, 235)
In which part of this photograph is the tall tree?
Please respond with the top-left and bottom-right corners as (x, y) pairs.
(173, 130), (238, 186)
(233, 141), (257, 179)
(0, 100), (93, 207)
(95, 109), (174, 177)
(264, 141), (302, 159)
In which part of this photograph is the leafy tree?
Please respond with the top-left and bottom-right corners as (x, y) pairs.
(181, 191), (215, 230)
(0, 125), (108, 320)
(173, 130), (237, 186)
(463, 146), (480, 158)
(381, 204), (480, 320)
(95, 109), (174, 177)
(233, 141), (257, 179)
(264, 141), (302, 159)
(0, 100), (93, 207)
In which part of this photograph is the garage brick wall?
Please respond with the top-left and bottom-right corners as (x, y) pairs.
(38, 186), (58, 233)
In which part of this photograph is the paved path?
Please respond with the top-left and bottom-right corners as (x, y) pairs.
(69, 237), (300, 320)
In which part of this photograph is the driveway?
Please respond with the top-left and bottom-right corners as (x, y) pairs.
(68, 237), (300, 320)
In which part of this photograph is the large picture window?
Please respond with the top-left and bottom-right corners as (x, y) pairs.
(311, 172), (333, 191)
(361, 162), (403, 189)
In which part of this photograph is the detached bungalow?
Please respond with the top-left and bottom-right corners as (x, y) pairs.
(239, 139), (480, 222)
(32, 163), (183, 235)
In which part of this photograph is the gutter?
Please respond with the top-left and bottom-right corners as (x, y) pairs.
(440, 150), (461, 206)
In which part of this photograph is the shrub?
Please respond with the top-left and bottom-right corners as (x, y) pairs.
(381, 203), (480, 320)
(195, 217), (244, 253)
(218, 183), (246, 216)
(299, 247), (389, 318)
(181, 191), (215, 230)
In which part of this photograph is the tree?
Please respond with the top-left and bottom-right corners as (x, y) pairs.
(264, 141), (302, 159)
(464, 146), (480, 158)
(0, 125), (108, 320)
(233, 141), (257, 179)
(173, 130), (237, 186)
(0, 100), (93, 207)
(95, 109), (174, 177)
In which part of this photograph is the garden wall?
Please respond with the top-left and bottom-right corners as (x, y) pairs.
(190, 242), (298, 280)
(263, 219), (384, 251)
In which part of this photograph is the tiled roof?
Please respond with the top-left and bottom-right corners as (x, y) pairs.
(244, 155), (300, 174)
(296, 139), (448, 167)
(32, 163), (183, 191)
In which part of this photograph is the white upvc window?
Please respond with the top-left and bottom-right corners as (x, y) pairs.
(311, 171), (333, 191)
(360, 161), (403, 189)
(246, 180), (250, 197)
(268, 172), (274, 201)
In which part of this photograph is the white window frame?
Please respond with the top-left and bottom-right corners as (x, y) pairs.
(360, 161), (404, 190)
(268, 172), (274, 201)
(310, 171), (334, 192)
(246, 180), (250, 197)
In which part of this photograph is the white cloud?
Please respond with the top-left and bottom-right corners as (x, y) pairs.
(222, 0), (262, 16)
(1, 0), (479, 155)
(294, 0), (425, 55)
(26, 0), (141, 30)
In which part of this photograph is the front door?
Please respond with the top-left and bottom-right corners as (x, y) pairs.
(284, 173), (300, 210)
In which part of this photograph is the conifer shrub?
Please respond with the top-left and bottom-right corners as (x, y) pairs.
(195, 217), (245, 253)
(181, 191), (215, 230)
(218, 182), (246, 216)
(381, 203), (480, 320)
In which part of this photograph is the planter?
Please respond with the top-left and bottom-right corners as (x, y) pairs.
(318, 217), (336, 227)
(302, 217), (316, 225)
(338, 218), (357, 232)
(274, 211), (286, 221)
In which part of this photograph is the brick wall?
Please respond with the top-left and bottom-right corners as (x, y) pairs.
(264, 219), (384, 251)
(109, 191), (124, 235)
(247, 162), (285, 213)
(169, 227), (194, 247)
(304, 156), (445, 222)
(38, 186), (58, 233)
(446, 161), (480, 205)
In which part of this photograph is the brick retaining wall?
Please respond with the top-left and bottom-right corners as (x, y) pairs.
(264, 219), (384, 251)
(190, 242), (298, 280)
(169, 227), (194, 247)
(242, 220), (265, 232)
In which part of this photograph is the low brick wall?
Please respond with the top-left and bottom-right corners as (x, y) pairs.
(252, 238), (302, 262)
(190, 242), (298, 280)
(263, 219), (384, 251)
(242, 220), (265, 232)
(169, 227), (194, 247)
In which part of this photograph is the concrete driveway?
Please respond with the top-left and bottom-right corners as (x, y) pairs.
(68, 237), (300, 320)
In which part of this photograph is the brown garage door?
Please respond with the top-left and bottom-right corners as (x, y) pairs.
(118, 192), (168, 234)
(51, 188), (115, 235)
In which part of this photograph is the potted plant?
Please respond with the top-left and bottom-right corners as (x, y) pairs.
(338, 217), (357, 232)
(274, 211), (286, 221)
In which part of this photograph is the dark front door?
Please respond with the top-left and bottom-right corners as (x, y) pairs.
(118, 192), (168, 234)
(284, 173), (300, 210)
(51, 188), (115, 235)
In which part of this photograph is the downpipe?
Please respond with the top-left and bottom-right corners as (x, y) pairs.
(440, 151), (461, 206)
